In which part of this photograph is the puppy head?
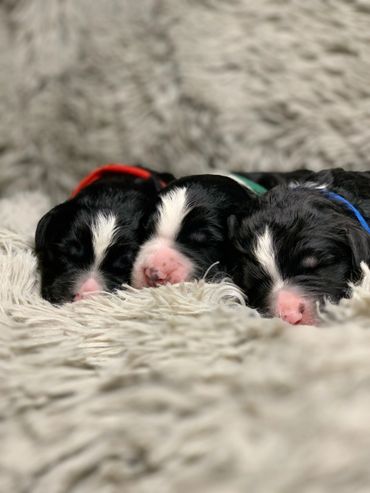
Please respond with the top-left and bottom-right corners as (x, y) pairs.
(228, 187), (370, 325)
(35, 195), (148, 304)
(131, 175), (255, 288)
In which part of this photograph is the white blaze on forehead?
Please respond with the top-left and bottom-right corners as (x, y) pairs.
(254, 227), (283, 288)
(155, 187), (191, 240)
(91, 212), (118, 265)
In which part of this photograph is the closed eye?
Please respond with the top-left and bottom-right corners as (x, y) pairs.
(300, 256), (319, 270)
(188, 230), (209, 245)
(299, 254), (338, 272)
(101, 245), (137, 272)
(55, 240), (86, 261)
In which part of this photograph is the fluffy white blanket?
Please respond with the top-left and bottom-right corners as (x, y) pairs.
(2, 192), (370, 492)
(2, 0), (370, 490)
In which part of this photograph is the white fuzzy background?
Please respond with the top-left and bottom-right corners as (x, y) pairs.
(1, 0), (370, 198)
(1, 1), (370, 492)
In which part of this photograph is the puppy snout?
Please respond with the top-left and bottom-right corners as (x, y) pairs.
(131, 241), (194, 288)
(274, 289), (316, 326)
(74, 277), (101, 301)
(141, 252), (190, 287)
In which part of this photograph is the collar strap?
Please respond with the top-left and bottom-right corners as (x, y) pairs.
(231, 173), (268, 196)
(325, 191), (370, 234)
(70, 164), (166, 198)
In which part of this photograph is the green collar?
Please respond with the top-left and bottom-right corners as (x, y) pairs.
(231, 173), (268, 196)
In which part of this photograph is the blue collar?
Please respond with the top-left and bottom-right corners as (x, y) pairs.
(325, 191), (370, 234)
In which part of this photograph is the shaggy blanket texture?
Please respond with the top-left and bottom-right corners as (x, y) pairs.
(2, 1), (370, 492)
(3, 195), (370, 493)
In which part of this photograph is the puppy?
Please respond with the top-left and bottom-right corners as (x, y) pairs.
(35, 164), (174, 303)
(228, 168), (370, 325)
(131, 174), (257, 288)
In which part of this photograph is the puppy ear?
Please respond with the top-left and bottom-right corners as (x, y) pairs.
(347, 228), (370, 273)
(227, 214), (249, 254)
(34, 206), (60, 253)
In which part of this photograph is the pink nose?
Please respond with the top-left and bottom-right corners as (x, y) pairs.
(132, 244), (194, 288)
(274, 289), (316, 326)
(144, 267), (168, 287)
(74, 277), (101, 301)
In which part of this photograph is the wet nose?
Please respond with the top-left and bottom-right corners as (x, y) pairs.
(274, 289), (316, 325)
(143, 267), (168, 287)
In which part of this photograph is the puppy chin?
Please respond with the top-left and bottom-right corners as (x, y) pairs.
(131, 237), (194, 288)
(271, 286), (318, 326)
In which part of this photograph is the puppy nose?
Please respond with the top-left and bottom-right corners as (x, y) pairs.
(281, 306), (304, 325)
(274, 289), (315, 325)
(143, 267), (167, 287)
(132, 243), (194, 288)
(74, 277), (101, 301)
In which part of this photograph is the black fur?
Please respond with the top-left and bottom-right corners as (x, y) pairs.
(35, 169), (174, 303)
(235, 169), (314, 190)
(228, 168), (370, 314)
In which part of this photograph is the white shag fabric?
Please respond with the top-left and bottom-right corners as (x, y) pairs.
(1, 1), (370, 199)
(2, 2), (370, 491)
(2, 191), (370, 493)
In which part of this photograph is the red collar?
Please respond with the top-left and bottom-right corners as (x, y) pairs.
(70, 163), (166, 198)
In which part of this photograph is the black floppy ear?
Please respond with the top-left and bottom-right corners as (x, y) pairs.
(347, 228), (370, 273)
(227, 214), (250, 254)
(34, 205), (62, 253)
(35, 210), (54, 253)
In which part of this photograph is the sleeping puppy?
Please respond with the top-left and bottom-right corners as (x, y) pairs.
(228, 168), (370, 325)
(131, 174), (257, 288)
(35, 164), (174, 304)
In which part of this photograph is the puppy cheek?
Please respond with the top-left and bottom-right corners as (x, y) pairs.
(41, 281), (73, 304)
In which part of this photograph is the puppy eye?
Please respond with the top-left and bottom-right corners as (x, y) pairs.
(60, 240), (84, 260)
(300, 256), (319, 269)
(111, 251), (134, 269)
(188, 230), (208, 244)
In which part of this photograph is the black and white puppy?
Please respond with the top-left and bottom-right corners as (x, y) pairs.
(35, 165), (174, 303)
(131, 174), (257, 288)
(228, 168), (370, 325)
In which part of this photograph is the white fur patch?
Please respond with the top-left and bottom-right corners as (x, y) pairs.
(254, 227), (283, 290)
(91, 213), (118, 266)
(155, 187), (191, 240)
